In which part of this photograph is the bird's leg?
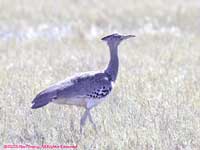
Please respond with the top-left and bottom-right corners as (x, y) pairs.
(87, 109), (97, 133)
(86, 100), (97, 133)
(80, 109), (88, 134)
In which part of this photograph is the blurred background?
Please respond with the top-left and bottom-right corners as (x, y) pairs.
(0, 0), (200, 149)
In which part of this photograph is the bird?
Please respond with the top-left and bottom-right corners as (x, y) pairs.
(31, 33), (135, 133)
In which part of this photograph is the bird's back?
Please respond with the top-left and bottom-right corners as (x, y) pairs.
(31, 71), (113, 109)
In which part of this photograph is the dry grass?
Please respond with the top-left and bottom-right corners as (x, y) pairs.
(0, 0), (200, 149)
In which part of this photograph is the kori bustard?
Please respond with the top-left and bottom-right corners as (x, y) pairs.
(31, 33), (135, 133)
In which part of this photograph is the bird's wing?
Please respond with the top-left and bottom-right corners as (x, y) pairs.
(32, 71), (112, 108)
(56, 71), (113, 99)
(32, 71), (112, 106)
(32, 71), (100, 101)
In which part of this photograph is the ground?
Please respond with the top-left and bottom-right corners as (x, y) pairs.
(0, 0), (200, 149)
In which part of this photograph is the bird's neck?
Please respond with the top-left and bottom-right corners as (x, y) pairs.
(105, 43), (119, 82)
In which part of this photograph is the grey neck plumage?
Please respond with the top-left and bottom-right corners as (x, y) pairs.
(104, 43), (119, 82)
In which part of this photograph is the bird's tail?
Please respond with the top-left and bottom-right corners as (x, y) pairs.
(31, 93), (51, 109)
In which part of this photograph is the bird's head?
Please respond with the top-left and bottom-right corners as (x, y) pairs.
(101, 33), (135, 47)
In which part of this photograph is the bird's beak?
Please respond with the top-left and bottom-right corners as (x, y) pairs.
(122, 35), (136, 40)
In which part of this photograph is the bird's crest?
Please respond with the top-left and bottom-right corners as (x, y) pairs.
(101, 33), (121, 41)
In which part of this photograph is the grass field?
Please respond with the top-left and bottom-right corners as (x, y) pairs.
(0, 0), (200, 149)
